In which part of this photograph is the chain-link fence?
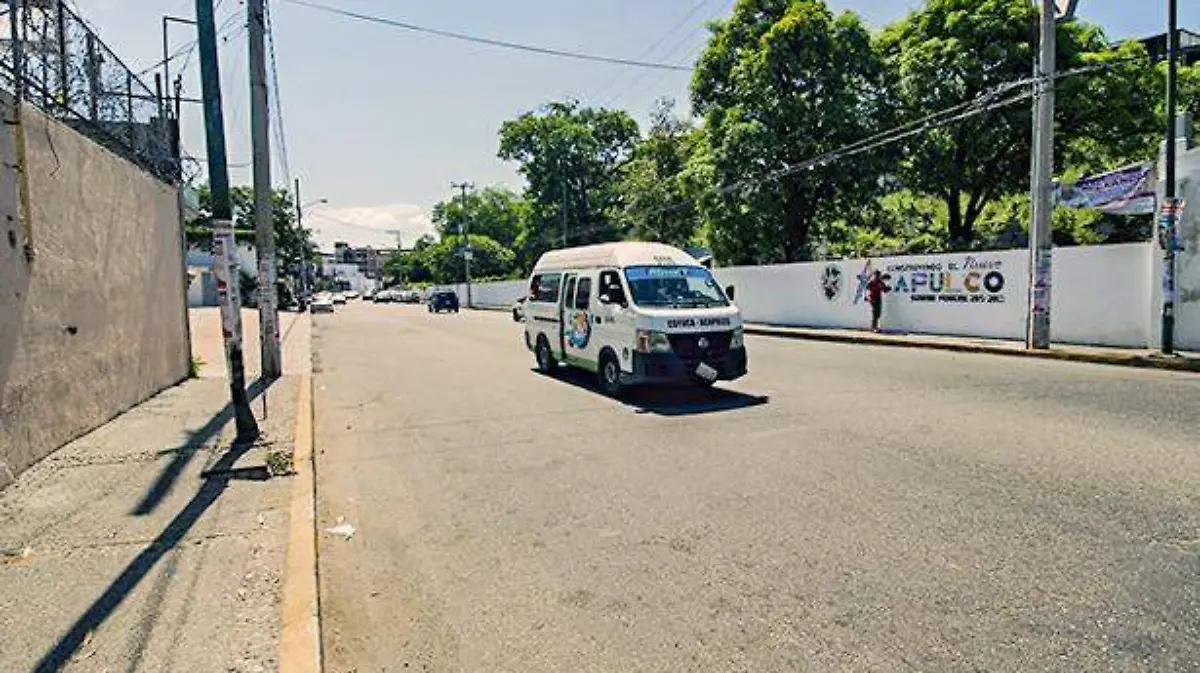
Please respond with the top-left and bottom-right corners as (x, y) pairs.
(0, 1), (179, 183)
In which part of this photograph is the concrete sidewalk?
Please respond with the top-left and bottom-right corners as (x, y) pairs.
(745, 324), (1200, 372)
(0, 309), (310, 673)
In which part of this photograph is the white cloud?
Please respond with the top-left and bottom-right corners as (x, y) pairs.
(305, 203), (437, 252)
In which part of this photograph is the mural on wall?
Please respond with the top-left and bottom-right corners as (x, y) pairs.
(820, 264), (843, 302)
(843, 255), (1009, 306)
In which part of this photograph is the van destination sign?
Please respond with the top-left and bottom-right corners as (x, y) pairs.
(667, 317), (732, 328)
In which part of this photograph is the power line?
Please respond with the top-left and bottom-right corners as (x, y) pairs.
(560, 69), (1101, 246)
(589, 0), (719, 104)
(282, 0), (692, 72)
(265, 0), (292, 188)
(139, 0), (234, 77)
(603, 1), (729, 110)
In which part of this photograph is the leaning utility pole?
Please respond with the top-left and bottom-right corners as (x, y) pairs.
(294, 176), (308, 308)
(1027, 0), (1057, 350)
(452, 182), (473, 308)
(195, 0), (258, 441)
(1161, 0), (1180, 355)
(249, 0), (281, 378)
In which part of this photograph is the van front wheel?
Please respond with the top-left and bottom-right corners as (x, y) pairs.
(598, 350), (623, 397)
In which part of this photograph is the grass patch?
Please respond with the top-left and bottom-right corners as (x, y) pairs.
(188, 356), (206, 378)
(265, 449), (294, 477)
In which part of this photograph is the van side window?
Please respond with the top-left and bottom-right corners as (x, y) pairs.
(599, 270), (622, 300)
(563, 277), (577, 309)
(531, 273), (561, 303)
(575, 277), (592, 310)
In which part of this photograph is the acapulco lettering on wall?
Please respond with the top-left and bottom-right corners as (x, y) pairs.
(853, 255), (1008, 305)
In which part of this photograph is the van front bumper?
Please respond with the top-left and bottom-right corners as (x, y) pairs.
(624, 347), (748, 385)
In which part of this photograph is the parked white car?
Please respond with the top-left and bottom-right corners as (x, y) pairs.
(311, 295), (335, 313)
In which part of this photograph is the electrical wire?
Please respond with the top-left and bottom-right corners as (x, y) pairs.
(555, 75), (1047, 245)
(589, 0), (720, 104)
(282, 0), (692, 72)
(601, 0), (731, 111)
(265, 0), (292, 190)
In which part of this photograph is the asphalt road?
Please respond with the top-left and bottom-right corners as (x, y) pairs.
(313, 302), (1200, 673)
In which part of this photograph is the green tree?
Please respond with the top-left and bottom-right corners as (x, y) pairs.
(878, 0), (1040, 248)
(498, 100), (639, 263)
(878, 0), (1170, 248)
(617, 98), (703, 247)
(384, 234), (515, 285)
(690, 0), (894, 264)
(431, 186), (528, 250)
(189, 185), (313, 275)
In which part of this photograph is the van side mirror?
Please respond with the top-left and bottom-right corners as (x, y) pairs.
(725, 285), (736, 301)
(600, 291), (627, 307)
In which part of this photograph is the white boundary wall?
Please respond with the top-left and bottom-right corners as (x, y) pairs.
(453, 279), (527, 309)
(459, 242), (1200, 349)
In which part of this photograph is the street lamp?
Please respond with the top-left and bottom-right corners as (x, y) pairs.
(292, 182), (327, 307)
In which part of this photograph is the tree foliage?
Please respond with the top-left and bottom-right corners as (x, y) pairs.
(189, 185), (312, 273)
(616, 98), (703, 248)
(498, 101), (639, 263)
(431, 186), (529, 251)
(383, 233), (516, 286)
(690, 0), (894, 264)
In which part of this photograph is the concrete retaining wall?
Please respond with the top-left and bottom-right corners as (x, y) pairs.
(0, 98), (189, 489)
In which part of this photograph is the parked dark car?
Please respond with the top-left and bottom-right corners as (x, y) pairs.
(427, 291), (459, 314)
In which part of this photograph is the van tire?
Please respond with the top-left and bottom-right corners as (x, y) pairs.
(598, 349), (623, 397)
(535, 336), (557, 374)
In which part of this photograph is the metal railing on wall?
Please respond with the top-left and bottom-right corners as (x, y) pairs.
(0, 0), (180, 183)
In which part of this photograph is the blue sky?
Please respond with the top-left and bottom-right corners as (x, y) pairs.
(81, 0), (1173, 249)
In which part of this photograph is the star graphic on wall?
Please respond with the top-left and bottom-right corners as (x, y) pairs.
(853, 261), (874, 305)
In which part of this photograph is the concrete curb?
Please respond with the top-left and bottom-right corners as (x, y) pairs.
(745, 326), (1200, 373)
(278, 370), (322, 673)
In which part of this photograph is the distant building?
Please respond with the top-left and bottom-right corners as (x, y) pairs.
(329, 241), (396, 280)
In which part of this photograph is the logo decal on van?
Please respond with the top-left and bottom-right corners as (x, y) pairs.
(566, 311), (591, 349)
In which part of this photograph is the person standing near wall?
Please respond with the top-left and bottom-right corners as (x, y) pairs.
(868, 270), (888, 332)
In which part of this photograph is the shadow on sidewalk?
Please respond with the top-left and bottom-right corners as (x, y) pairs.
(131, 377), (272, 516)
(32, 377), (279, 672)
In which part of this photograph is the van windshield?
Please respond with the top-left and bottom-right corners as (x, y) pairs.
(624, 266), (729, 309)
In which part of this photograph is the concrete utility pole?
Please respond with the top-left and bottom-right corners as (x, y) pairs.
(1027, 0), (1057, 350)
(1161, 0), (1180, 355)
(452, 182), (473, 308)
(248, 0), (281, 379)
(195, 0), (258, 440)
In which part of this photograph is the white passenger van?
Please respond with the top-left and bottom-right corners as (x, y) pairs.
(523, 242), (747, 395)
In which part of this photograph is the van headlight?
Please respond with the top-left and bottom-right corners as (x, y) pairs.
(731, 328), (744, 349)
(636, 329), (673, 354)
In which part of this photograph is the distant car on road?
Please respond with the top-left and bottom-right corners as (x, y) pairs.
(363, 289), (375, 301)
(331, 292), (347, 305)
(373, 290), (392, 303)
(428, 290), (459, 313)
(345, 290), (360, 300)
(399, 289), (422, 303)
(311, 295), (335, 313)
(512, 297), (526, 322)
